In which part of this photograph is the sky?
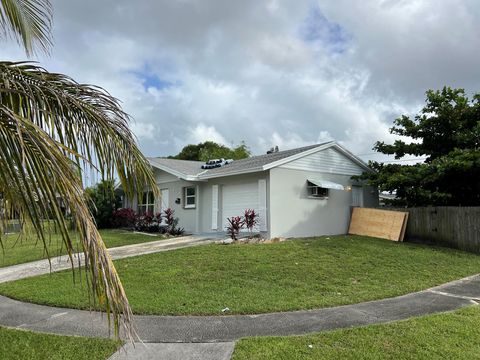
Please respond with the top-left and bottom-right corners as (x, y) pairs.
(2, 0), (479, 165)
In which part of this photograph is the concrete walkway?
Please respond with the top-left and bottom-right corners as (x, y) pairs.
(0, 234), (216, 283)
(0, 274), (479, 359)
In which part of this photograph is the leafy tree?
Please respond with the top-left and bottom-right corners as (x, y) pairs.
(86, 181), (121, 229)
(0, 0), (157, 337)
(171, 141), (250, 161)
(359, 87), (480, 207)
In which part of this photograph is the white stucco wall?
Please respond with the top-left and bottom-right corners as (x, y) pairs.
(269, 167), (377, 238)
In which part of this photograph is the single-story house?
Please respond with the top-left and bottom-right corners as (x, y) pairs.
(122, 141), (378, 238)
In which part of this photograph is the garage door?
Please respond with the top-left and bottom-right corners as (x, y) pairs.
(222, 182), (262, 232)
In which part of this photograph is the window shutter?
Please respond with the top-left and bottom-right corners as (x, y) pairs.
(211, 185), (219, 230)
(258, 179), (267, 231)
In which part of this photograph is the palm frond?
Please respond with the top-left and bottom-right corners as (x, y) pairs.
(0, 61), (158, 339)
(0, 0), (53, 56)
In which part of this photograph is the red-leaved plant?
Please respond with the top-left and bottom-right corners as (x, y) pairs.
(163, 208), (184, 235)
(112, 208), (136, 228)
(243, 209), (259, 234)
(164, 208), (175, 229)
(226, 216), (244, 240)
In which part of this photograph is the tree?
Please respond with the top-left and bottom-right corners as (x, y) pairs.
(0, 0), (157, 338)
(359, 87), (480, 207)
(171, 141), (251, 161)
(86, 180), (121, 229)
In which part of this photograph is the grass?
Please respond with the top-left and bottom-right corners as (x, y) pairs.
(0, 326), (121, 360)
(232, 305), (480, 359)
(0, 235), (479, 316)
(0, 229), (167, 268)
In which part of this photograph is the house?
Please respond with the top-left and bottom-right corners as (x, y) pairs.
(122, 141), (378, 238)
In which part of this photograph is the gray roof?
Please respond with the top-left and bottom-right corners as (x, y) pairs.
(147, 158), (206, 178)
(148, 142), (331, 180)
(198, 143), (327, 178)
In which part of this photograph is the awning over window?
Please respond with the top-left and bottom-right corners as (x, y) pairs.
(307, 179), (345, 190)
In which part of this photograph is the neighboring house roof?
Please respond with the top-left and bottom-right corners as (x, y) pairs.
(147, 141), (372, 181)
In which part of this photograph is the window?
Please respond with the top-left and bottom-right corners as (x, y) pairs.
(138, 191), (155, 214)
(307, 181), (329, 199)
(184, 186), (196, 208)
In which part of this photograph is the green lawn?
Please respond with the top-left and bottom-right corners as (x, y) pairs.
(0, 235), (479, 316)
(0, 229), (166, 268)
(0, 326), (121, 360)
(232, 305), (480, 359)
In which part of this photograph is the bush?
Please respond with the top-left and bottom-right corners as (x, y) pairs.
(112, 208), (136, 228)
(134, 212), (164, 233)
(85, 180), (121, 229)
(243, 209), (259, 233)
(130, 208), (184, 235)
(163, 208), (184, 236)
(226, 216), (244, 240)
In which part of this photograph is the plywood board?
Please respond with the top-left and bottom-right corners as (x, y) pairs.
(348, 208), (409, 241)
(398, 212), (409, 242)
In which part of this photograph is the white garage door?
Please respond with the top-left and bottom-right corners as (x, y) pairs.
(222, 182), (260, 232)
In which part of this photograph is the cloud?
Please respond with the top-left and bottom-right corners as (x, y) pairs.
(2, 0), (479, 162)
(182, 123), (228, 147)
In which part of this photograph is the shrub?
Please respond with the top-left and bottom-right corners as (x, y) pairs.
(112, 208), (136, 228)
(243, 209), (259, 233)
(163, 208), (184, 236)
(134, 212), (164, 233)
(226, 216), (244, 240)
(85, 180), (121, 228)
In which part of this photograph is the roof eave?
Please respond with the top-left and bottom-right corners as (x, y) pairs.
(262, 141), (373, 173)
(197, 166), (265, 180)
(147, 159), (202, 181)
(262, 141), (335, 170)
(331, 143), (374, 173)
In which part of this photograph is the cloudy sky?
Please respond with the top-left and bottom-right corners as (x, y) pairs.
(2, 0), (479, 163)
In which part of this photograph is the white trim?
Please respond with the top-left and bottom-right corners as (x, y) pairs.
(211, 185), (219, 230)
(147, 159), (202, 181)
(258, 179), (267, 231)
(198, 167), (264, 180)
(331, 143), (374, 173)
(262, 142), (372, 173)
(262, 142), (334, 170)
(184, 186), (196, 209)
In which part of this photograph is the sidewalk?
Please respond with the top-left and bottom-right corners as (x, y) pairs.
(0, 274), (478, 359)
(0, 235), (216, 283)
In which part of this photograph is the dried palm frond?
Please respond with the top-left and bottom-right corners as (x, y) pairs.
(0, 61), (158, 339)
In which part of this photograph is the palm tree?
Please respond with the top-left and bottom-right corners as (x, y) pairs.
(0, 0), (157, 338)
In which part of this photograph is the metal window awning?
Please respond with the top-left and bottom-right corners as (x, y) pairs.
(307, 179), (345, 190)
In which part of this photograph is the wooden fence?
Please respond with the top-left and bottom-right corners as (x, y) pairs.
(392, 207), (480, 253)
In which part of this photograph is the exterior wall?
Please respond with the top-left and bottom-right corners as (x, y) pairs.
(122, 168), (200, 233)
(269, 167), (375, 238)
(197, 171), (270, 234)
(153, 169), (200, 233)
